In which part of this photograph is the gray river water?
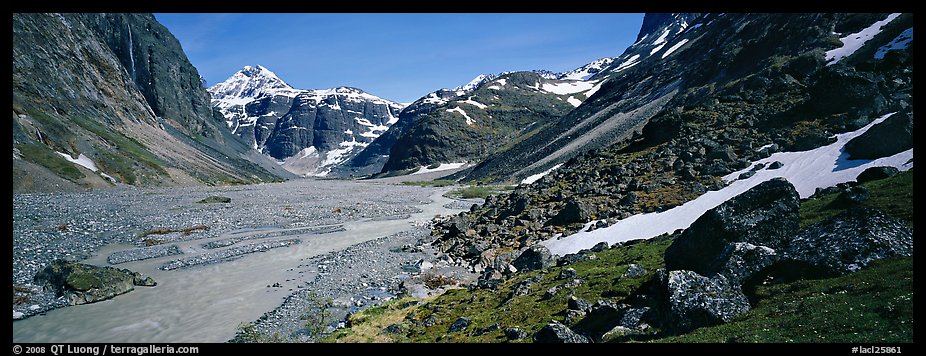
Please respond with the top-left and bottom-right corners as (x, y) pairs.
(12, 183), (459, 343)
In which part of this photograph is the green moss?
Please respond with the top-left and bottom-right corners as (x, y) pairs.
(800, 170), (913, 228)
(15, 143), (85, 181)
(657, 257), (913, 343)
(66, 271), (102, 291)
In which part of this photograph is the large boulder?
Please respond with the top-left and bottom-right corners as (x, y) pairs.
(666, 270), (751, 332)
(547, 198), (592, 226)
(844, 112), (912, 160)
(511, 244), (555, 272)
(533, 321), (589, 343)
(782, 208), (913, 277)
(33, 260), (156, 305)
(664, 178), (800, 279)
(855, 166), (900, 183)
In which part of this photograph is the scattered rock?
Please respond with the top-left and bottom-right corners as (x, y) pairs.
(589, 241), (609, 252)
(738, 171), (756, 180)
(448, 317), (471, 333)
(548, 198), (592, 226)
(830, 186), (870, 208)
(856, 166), (900, 183)
(564, 309), (586, 324)
(767, 161), (784, 169)
(567, 296), (592, 312)
(623, 264), (647, 278)
(558, 268), (577, 280)
(382, 323), (404, 334)
(533, 321), (589, 343)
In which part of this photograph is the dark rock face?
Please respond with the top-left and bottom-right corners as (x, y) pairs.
(511, 244), (556, 272)
(33, 260), (156, 305)
(844, 112), (913, 160)
(504, 327), (528, 340)
(664, 178), (800, 277)
(856, 166), (900, 183)
(533, 321), (589, 343)
(783, 208), (913, 277)
(665, 270), (750, 331)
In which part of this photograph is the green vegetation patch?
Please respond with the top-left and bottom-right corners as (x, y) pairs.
(16, 143), (85, 181)
(800, 170), (913, 228)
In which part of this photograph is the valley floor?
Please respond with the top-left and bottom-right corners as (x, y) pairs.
(12, 178), (473, 342)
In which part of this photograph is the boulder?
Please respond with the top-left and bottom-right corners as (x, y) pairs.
(548, 198), (592, 226)
(533, 321), (589, 343)
(783, 208), (913, 277)
(33, 260), (156, 305)
(767, 161), (784, 169)
(844, 112), (912, 160)
(589, 241), (609, 252)
(511, 244), (555, 272)
(714, 242), (779, 285)
(623, 264), (647, 278)
(567, 296), (592, 312)
(829, 186), (870, 208)
(196, 196), (231, 204)
(664, 178), (799, 278)
(504, 327), (528, 340)
(856, 166), (900, 183)
(666, 270), (750, 331)
(448, 317), (471, 333)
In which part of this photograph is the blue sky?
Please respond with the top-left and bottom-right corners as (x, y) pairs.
(155, 13), (643, 103)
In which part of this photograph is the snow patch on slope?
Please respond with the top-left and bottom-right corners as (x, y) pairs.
(412, 162), (467, 175)
(543, 112), (913, 256)
(446, 107), (476, 126)
(541, 81), (597, 95)
(521, 163), (563, 185)
(826, 13), (902, 65)
(661, 39), (689, 58)
(874, 27), (913, 59)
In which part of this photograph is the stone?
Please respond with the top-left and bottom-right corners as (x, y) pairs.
(664, 178), (799, 278)
(589, 241), (609, 252)
(33, 260), (155, 306)
(856, 166), (900, 183)
(623, 264), (647, 278)
(548, 198), (592, 226)
(564, 309), (586, 324)
(533, 321), (589, 343)
(714, 242), (779, 285)
(504, 327), (528, 340)
(567, 296), (592, 312)
(783, 208), (913, 277)
(382, 323), (404, 334)
(666, 270), (750, 331)
(448, 317), (471, 333)
(543, 286), (559, 300)
(738, 171), (756, 180)
(844, 111), (912, 160)
(511, 244), (555, 272)
(558, 268), (577, 280)
(767, 161), (784, 169)
(196, 196), (231, 204)
(830, 186), (870, 208)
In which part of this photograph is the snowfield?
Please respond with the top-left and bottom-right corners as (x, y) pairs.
(825, 13), (901, 65)
(412, 162), (466, 175)
(520, 163), (563, 185)
(543, 112), (913, 256)
(446, 107), (476, 126)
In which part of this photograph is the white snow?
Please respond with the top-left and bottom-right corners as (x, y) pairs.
(649, 42), (668, 56)
(495, 79), (507, 86)
(14, 310), (24, 319)
(411, 162), (467, 175)
(825, 13), (902, 65)
(613, 54), (641, 73)
(446, 107), (476, 126)
(559, 57), (616, 81)
(295, 146), (318, 160)
(541, 81), (596, 95)
(487, 85), (502, 90)
(653, 29), (671, 46)
(542, 112), (913, 256)
(458, 98), (488, 109)
(584, 80), (606, 98)
(566, 96), (582, 107)
(454, 74), (492, 92)
(344, 129), (353, 135)
(520, 163), (563, 185)
(755, 143), (775, 152)
(56, 152), (99, 172)
(874, 27), (913, 59)
(661, 39), (690, 59)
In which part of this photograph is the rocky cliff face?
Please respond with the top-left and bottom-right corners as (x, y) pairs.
(432, 13), (913, 267)
(13, 13), (289, 192)
(209, 65), (405, 176)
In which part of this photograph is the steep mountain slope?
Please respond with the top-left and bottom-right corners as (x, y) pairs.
(432, 12), (913, 267)
(209, 65), (405, 177)
(372, 71), (604, 175)
(13, 13), (289, 193)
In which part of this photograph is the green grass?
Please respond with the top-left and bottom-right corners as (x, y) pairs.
(69, 115), (169, 184)
(800, 170), (913, 228)
(16, 143), (85, 181)
(401, 180), (456, 187)
(322, 236), (673, 343)
(447, 185), (515, 199)
(657, 257), (913, 343)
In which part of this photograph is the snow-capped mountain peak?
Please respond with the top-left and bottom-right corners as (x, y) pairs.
(453, 74), (498, 92)
(209, 64), (296, 102)
(558, 57), (617, 81)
